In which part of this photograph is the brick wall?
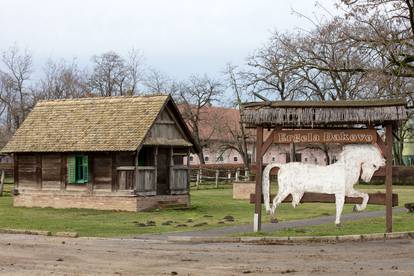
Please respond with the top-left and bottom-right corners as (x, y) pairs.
(233, 181), (256, 199)
(136, 195), (190, 211)
(14, 192), (190, 212)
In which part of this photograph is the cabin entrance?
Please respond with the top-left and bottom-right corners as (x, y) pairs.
(157, 148), (170, 195)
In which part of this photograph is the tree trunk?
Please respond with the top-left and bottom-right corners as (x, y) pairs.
(393, 141), (404, 165)
(289, 143), (296, 162)
(323, 144), (330, 165)
(197, 150), (205, 165)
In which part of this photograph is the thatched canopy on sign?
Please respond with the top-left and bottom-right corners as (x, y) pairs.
(242, 99), (407, 128)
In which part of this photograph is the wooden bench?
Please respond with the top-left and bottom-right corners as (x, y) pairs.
(249, 192), (399, 206)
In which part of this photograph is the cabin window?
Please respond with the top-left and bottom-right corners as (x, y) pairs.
(68, 155), (88, 184)
(138, 147), (155, 166)
(233, 156), (238, 162)
(173, 155), (184, 165)
(204, 156), (209, 162)
(217, 156), (224, 162)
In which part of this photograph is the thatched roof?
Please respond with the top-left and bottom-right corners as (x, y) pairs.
(1, 95), (196, 153)
(242, 99), (407, 128)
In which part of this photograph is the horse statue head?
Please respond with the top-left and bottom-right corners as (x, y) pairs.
(339, 144), (386, 183)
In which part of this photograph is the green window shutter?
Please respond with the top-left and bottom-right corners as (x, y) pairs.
(82, 155), (89, 183)
(67, 156), (76, 184)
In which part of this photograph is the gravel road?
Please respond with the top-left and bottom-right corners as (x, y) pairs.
(0, 234), (413, 275)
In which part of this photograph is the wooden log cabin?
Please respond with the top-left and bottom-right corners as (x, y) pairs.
(1, 95), (199, 211)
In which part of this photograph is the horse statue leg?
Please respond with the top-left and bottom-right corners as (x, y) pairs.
(334, 193), (345, 227)
(291, 192), (304, 208)
(270, 189), (291, 223)
(347, 188), (369, 212)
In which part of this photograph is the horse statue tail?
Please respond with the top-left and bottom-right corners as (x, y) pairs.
(262, 162), (282, 213)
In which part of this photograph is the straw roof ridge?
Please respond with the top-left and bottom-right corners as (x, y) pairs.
(36, 94), (169, 105)
(242, 99), (407, 127)
(242, 98), (407, 109)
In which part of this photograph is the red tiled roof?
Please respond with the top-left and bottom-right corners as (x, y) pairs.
(179, 105), (254, 142)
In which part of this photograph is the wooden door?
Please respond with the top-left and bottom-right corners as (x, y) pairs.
(157, 148), (170, 195)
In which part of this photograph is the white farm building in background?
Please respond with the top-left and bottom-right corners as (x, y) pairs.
(185, 106), (342, 166)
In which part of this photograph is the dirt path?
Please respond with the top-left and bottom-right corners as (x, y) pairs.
(0, 234), (413, 275)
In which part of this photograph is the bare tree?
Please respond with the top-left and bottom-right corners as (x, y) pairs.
(89, 50), (144, 96)
(143, 68), (175, 94)
(175, 75), (223, 164)
(36, 59), (89, 100)
(89, 51), (127, 96)
(219, 64), (252, 169)
(0, 45), (33, 133)
(0, 73), (17, 143)
(337, 0), (414, 163)
(125, 48), (144, 95)
(245, 32), (302, 101)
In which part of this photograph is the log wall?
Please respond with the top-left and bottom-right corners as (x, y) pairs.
(14, 148), (189, 196)
(18, 154), (40, 189)
(15, 152), (136, 191)
(93, 153), (113, 190)
(41, 154), (62, 190)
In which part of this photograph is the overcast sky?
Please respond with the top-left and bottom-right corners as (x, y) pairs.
(0, 0), (339, 81)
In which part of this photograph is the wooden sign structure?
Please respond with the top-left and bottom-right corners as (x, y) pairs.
(242, 99), (407, 234)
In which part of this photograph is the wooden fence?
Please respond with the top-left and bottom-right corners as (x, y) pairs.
(0, 163), (13, 179)
(190, 166), (250, 189)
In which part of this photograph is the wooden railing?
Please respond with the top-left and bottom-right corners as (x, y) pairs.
(170, 165), (188, 194)
(137, 166), (156, 195)
(0, 163), (13, 179)
(116, 166), (156, 194)
(116, 166), (135, 190)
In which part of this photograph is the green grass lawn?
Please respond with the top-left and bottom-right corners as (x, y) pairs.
(0, 183), (412, 237)
(237, 184), (414, 237)
(240, 213), (414, 237)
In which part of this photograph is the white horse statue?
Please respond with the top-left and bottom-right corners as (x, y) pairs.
(262, 144), (385, 226)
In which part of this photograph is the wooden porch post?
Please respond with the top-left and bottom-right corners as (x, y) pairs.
(254, 126), (264, 232)
(385, 123), (393, 233)
(187, 148), (191, 190)
(13, 154), (18, 190)
(154, 146), (158, 193)
(134, 150), (139, 193)
(170, 147), (174, 192)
